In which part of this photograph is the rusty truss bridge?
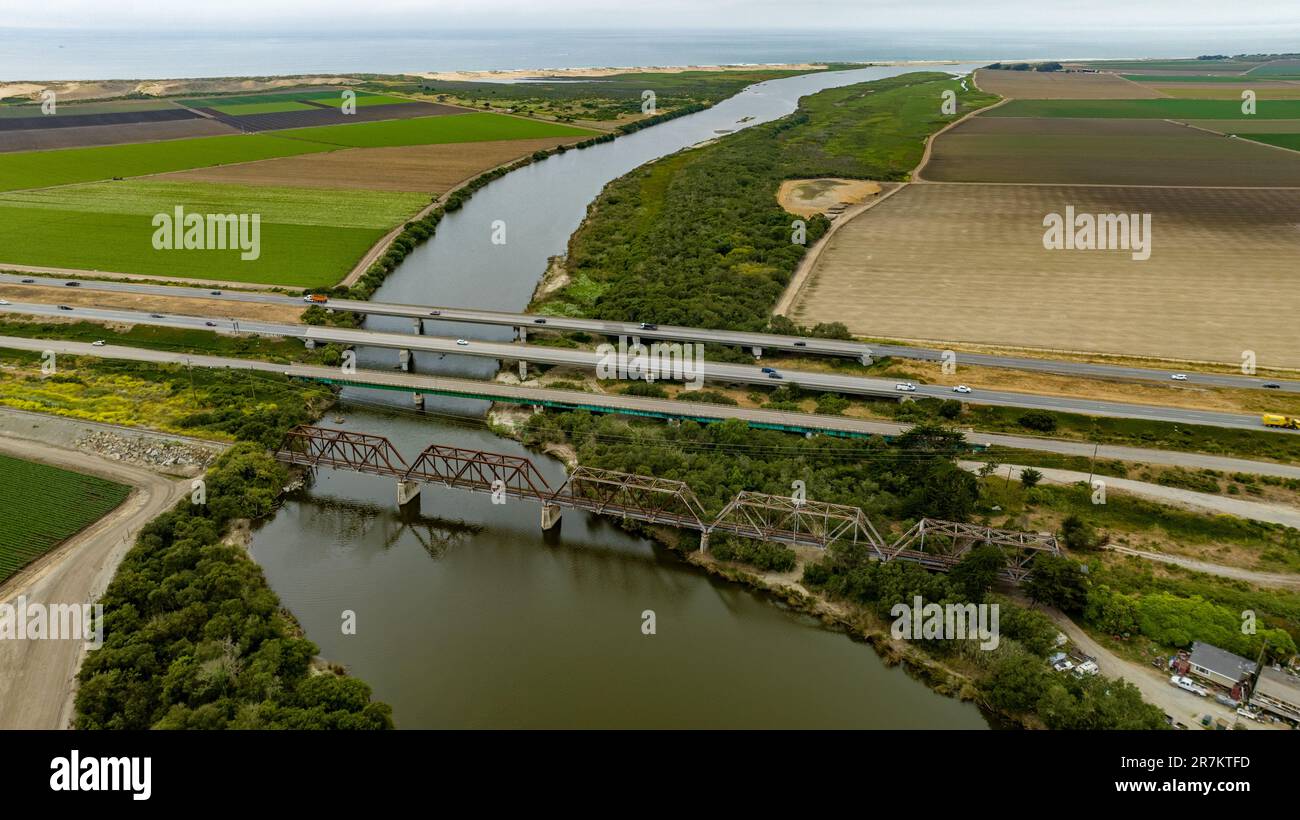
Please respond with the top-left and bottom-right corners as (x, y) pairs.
(275, 426), (1058, 581)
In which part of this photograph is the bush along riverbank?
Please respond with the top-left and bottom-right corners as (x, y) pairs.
(514, 411), (1176, 729)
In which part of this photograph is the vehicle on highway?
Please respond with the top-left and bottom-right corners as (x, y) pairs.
(0, 299), (9, 305)
(533, 318), (547, 324)
(639, 322), (658, 330)
(1262, 413), (1300, 429)
(793, 341), (807, 347)
(761, 367), (775, 374)
(953, 385), (972, 394)
(303, 294), (329, 304)
(91, 340), (105, 347)
(1169, 675), (1207, 696)
(57, 305), (72, 311)
(20, 279), (34, 284)
(895, 383), (917, 392)
(210, 290), (222, 296)
(768, 372), (782, 379)
(1264, 383), (1281, 389)
(456, 339), (469, 346)
(150, 313), (164, 318)
(1170, 373), (1188, 381)
(205, 321), (217, 327)
(65, 281), (81, 287)
(429, 310), (441, 316)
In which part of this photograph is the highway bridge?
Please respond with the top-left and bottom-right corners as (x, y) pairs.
(3, 271), (1295, 394)
(275, 424), (1061, 582)
(0, 299), (1290, 434)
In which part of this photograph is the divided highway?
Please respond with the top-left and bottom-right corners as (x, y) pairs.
(2, 271), (1295, 393)
(0, 299), (1292, 434)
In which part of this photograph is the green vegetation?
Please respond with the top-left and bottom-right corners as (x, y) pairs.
(985, 99), (1300, 119)
(75, 444), (393, 729)
(540, 72), (997, 329)
(0, 180), (427, 287)
(1243, 133), (1300, 151)
(274, 111), (596, 148)
(0, 133), (333, 192)
(180, 89), (412, 115)
(0, 454), (131, 582)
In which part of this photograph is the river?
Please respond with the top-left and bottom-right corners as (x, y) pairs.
(249, 63), (992, 728)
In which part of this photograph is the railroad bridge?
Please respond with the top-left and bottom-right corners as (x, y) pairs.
(275, 425), (1058, 582)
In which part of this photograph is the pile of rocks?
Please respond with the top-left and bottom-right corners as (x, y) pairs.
(77, 430), (220, 472)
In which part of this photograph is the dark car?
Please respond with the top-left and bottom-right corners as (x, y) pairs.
(429, 310), (441, 317)
(150, 313), (164, 318)
(639, 322), (658, 330)
(533, 318), (547, 324)
(793, 341), (807, 347)
(1264, 383), (1282, 389)
(205, 321), (217, 327)
(64, 281), (80, 287)
(767, 372), (782, 379)
(20, 279), (34, 284)
(57, 305), (72, 311)
(210, 290), (222, 296)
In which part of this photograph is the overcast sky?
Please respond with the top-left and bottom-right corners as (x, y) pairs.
(4, 0), (1298, 32)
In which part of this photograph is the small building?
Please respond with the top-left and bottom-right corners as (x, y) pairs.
(1250, 667), (1300, 724)
(1187, 642), (1257, 694)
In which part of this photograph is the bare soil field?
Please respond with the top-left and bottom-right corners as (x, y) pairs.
(0, 284), (303, 324)
(0, 108), (202, 132)
(0, 118), (239, 153)
(974, 69), (1165, 99)
(1149, 83), (1300, 100)
(788, 183), (1300, 368)
(1185, 119), (1300, 133)
(920, 116), (1300, 186)
(205, 101), (469, 133)
(777, 178), (882, 217)
(157, 136), (586, 192)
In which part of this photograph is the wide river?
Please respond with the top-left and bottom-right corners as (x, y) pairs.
(249, 63), (992, 728)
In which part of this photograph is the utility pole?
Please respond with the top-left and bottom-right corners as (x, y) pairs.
(185, 358), (197, 405)
(1087, 441), (1100, 487)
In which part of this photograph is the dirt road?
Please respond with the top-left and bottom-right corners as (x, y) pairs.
(0, 437), (189, 729)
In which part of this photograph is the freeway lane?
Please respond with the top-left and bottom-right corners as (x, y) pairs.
(3, 335), (1299, 481)
(0, 299), (1291, 434)
(3, 271), (1296, 393)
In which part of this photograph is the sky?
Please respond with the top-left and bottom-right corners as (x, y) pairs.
(4, 0), (1298, 32)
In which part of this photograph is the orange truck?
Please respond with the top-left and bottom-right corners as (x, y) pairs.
(302, 294), (329, 304)
(1262, 414), (1300, 429)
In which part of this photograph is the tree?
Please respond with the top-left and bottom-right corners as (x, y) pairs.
(1024, 554), (1088, 613)
(950, 545), (1005, 601)
(1060, 514), (1100, 551)
(1017, 411), (1057, 433)
(1020, 468), (1043, 489)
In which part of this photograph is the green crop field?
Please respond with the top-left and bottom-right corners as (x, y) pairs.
(0, 133), (334, 192)
(0, 453), (131, 582)
(181, 89), (415, 115)
(1244, 133), (1300, 151)
(986, 98), (1300, 119)
(209, 100), (319, 115)
(274, 111), (597, 147)
(0, 180), (427, 287)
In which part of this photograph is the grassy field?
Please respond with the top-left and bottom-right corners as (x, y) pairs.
(273, 111), (596, 147)
(985, 98), (1300, 118)
(0, 133), (333, 191)
(1244, 133), (1300, 151)
(0, 453), (130, 582)
(0, 180), (426, 286)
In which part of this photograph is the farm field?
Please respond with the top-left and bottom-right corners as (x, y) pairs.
(920, 116), (1300, 186)
(1071, 59), (1266, 73)
(273, 111), (597, 147)
(0, 180), (427, 287)
(0, 132), (334, 191)
(788, 183), (1300, 368)
(974, 69), (1164, 99)
(157, 135), (588, 192)
(985, 98), (1300, 118)
(0, 98), (183, 117)
(1149, 84), (1300, 100)
(0, 453), (130, 583)
(0, 118), (239, 153)
(1182, 119), (1300, 133)
(1243, 133), (1300, 151)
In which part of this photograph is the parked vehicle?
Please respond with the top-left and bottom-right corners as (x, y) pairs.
(1170, 675), (1207, 696)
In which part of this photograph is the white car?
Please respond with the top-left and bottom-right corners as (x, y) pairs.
(1169, 675), (1207, 696)
(455, 339), (469, 346)
(952, 385), (972, 394)
(0, 299), (9, 305)
(91, 340), (106, 347)
(894, 383), (917, 392)
(1170, 373), (1188, 381)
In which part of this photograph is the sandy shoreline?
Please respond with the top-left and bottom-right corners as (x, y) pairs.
(416, 61), (966, 82)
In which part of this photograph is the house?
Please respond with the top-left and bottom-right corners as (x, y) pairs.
(1249, 667), (1300, 724)
(1187, 642), (1257, 694)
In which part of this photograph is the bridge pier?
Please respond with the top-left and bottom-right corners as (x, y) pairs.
(397, 479), (421, 507)
(518, 360), (528, 381)
(516, 325), (526, 343)
(304, 338), (317, 350)
(751, 345), (763, 359)
(532, 405), (543, 414)
(412, 318), (423, 335)
(859, 351), (873, 366)
(699, 531), (709, 553)
(412, 392), (424, 409)
(540, 503), (562, 531)
(398, 348), (411, 372)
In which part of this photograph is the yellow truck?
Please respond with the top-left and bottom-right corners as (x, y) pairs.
(1262, 414), (1300, 429)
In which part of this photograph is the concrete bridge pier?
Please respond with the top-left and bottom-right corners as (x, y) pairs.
(751, 346), (763, 359)
(699, 531), (709, 553)
(398, 348), (411, 372)
(304, 338), (317, 350)
(412, 392), (425, 409)
(532, 405), (543, 414)
(859, 351), (873, 366)
(541, 503), (562, 531)
(412, 318), (423, 335)
(515, 325), (526, 343)
(397, 479), (421, 507)
(518, 360), (528, 381)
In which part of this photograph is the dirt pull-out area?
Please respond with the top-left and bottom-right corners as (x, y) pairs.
(777, 178), (883, 217)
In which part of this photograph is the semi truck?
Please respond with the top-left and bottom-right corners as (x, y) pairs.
(1262, 414), (1300, 429)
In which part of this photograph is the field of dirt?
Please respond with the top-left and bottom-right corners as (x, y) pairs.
(1148, 83), (1300, 100)
(788, 183), (1300, 368)
(777, 178), (882, 217)
(1185, 119), (1300, 134)
(157, 136), (586, 192)
(0, 76), (365, 104)
(0, 284), (302, 324)
(920, 116), (1300, 186)
(975, 69), (1165, 99)
(0, 118), (239, 152)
